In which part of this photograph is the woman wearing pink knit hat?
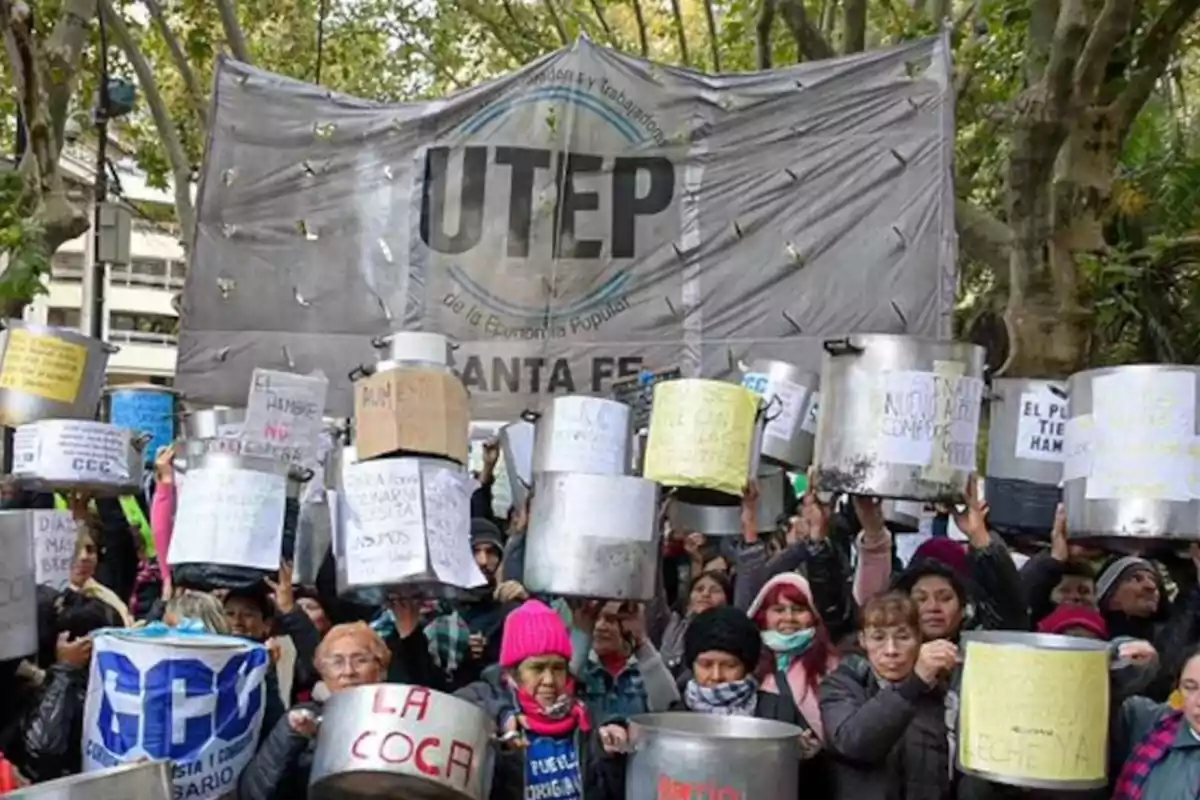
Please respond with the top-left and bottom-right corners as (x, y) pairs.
(455, 599), (627, 800)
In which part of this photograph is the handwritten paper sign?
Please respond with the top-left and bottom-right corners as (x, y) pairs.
(340, 458), (426, 585)
(242, 369), (329, 466)
(34, 510), (78, 589)
(742, 372), (812, 444)
(538, 397), (630, 475)
(1015, 388), (1067, 462)
(959, 635), (1109, 785)
(0, 511), (37, 660)
(168, 467), (287, 570)
(877, 369), (982, 471)
(1085, 371), (1195, 501)
(13, 420), (132, 486)
(0, 327), (87, 405)
(644, 380), (759, 496)
(109, 388), (176, 464)
(423, 466), (486, 588)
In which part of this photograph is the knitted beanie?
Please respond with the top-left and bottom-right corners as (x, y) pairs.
(1037, 604), (1109, 639)
(499, 599), (573, 668)
(911, 538), (970, 578)
(684, 605), (763, 672)
(470, 518), (505, 554)
(1095, 556), (1153, 608)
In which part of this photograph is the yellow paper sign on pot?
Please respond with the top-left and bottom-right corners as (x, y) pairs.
(0, 328), (87, 404)
(643, 379), (759, 496)
(958, 635), (1109, 786)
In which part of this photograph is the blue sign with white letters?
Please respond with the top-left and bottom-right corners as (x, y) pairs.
(109, 389), (176, 464)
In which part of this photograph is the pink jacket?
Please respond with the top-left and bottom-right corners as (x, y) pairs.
(151, 482), (177, 583)
(853, 531), (893, 605)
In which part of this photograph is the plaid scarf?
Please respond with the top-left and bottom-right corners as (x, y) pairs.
(1113, 709), (1184, 800)
(684, 678), (759, 716)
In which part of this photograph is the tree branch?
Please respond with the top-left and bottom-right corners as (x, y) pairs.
(215, 0), (251, 63)
(101, 0), (195, 244)
(702, 0), (722, 70)
(41, 0), (95, 155)
(461, 1), (537, 64)
(1115, 0), (1200, 140)
(587, 0), (617, 45)
(500, 0), (552, 49)
(629, 0), (650, 57)
(668, 0), (690, 65)
(142, 0), (207, 132)
(842, 0), (867, 53)
(1074, 0), (1135, 102)
(541, 0), (570, 45)
(779, 0), (835, 60)
(757, 0), (777, 69)
(957, 199), (1013, 276)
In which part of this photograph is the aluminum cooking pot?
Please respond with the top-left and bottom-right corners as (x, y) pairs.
(12, 420), (150, 497)
(309, 683), (494, 800)
(526, 395), (632, 477)
(1063, 364), (1200, 548)
(4, 761), (173, 800)
(0, 319), (118, 427)
(498, 418), (535, 508)
(0, 509), (37, 662)
(348, 332), (456, 381)
(626, 713), (803, 800)
(983, 378), (1064, 536)
(740, 357), (820, 470)
(101, 383), (180, 465)
(814, 334), (986, 501)
(673, 465), (790, 536)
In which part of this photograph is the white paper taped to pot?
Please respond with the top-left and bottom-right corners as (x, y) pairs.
(423, 465), (486, 588)
(1062, 415), (1093, 482)
(339, 458), (426, 585)
(743, 372), (810, 443)
(34, 510), (79, 589)
(0, 512), (37, 661)
(535, 396), (630, 475)
(875, 370), (982, 470)
(1014, 388), (1068, 462)
(13, 420), (133, 484)
(167, 467), (287, 570)
(242, 368), (329, 466)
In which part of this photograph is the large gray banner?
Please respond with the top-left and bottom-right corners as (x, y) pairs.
(177, 34), (957, 419)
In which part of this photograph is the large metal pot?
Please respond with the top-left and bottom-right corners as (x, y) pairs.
(181, 405), (245, 439)
(101, 384), (180, 466)
(310, 684), (494, 800)
(12, 420), (149, 496)
(372, 330), (454, 368)
(814, 334), (986, 501)
(882, 499), (924, 532)
(644, 379), (764, 499)
(529, 395), (632, 477)
(983, 378), (1065, 536)
(626, 713), (803, 800)
(672, 465), (790, 536)
(0, 319), (118, 427)
(958, 631), (1109, 790)
(5, 761), (173, 800)
(1063, 364), (1200, 545)
(525, 472), (660, 600)
(740, 358), (820, 469)
(167, 451), (299, 590)
(499, 418), (535, 507)
(335, 452), (481, 603)
(0, 509), (37, 662)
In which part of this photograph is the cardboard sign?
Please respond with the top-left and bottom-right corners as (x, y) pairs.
(353, 368), (469, 463)
(0, 327), (88, 404)
(34, 510), (79, 590)
(242, 369), (329, 466)
(12, 420), (133, 486)
(83, 630), (269, 800)
(168, 467), (287, 570)
(0, 511), (36, 661)
(109, 388), (176, 465)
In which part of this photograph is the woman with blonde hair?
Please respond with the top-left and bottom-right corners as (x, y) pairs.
(164, 590), (230, 635)
(239, 622), (393, 800)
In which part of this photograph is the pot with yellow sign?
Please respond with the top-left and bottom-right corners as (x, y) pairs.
(0, 320), (118, 427)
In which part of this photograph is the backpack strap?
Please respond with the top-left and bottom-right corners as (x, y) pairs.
(770, 669), (812, 734)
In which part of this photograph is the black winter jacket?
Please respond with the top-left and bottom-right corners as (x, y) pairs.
(237, 700), (320, 800)
(10, 664), (89, 783)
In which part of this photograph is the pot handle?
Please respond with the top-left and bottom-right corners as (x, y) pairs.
(131, 432), (154, 451)
(1049, 384), (1068, 400)
(520, 409), (542, 424)
(822, 337), (864, 356)
(348, 363), (375, 382)
(370, 335), (391, 349)
(102, 342), (121, 355)
(761, 393), (783, 422)
(292, 466), (316, 483)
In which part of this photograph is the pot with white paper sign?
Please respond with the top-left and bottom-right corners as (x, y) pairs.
(814, 335), (986, 501)
(0, 319), (119, 428)
(309, 683), (494, 800)
(1062, 364), (1200, 547)
(985, 378), (1066, 536)
(498, 418), (535, 508)
(740, 358), (821, 470)
(12, 420), (150, 496)
(167, 451), (307, 591)
(0, 509), (38, 663)
(335, 452), (485, 605)
(525, 472), (660, 600)
(527, 395), (632, 477)
(177, 406), (316, 490)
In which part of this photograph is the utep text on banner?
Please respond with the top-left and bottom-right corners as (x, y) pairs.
(176, 34), (956, 419)
(82, 629), (269, 800)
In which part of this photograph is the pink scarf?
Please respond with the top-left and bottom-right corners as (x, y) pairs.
(762, 655), (840, 740)
(512, 678), (592, 738)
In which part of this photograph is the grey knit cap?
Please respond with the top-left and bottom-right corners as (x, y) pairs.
(1095, 556), (1153, 606)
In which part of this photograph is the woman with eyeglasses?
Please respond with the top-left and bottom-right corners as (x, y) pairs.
(238, 621), (391, 800)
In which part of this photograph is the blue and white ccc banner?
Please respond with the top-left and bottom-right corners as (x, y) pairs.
(82, 626), (270, 800)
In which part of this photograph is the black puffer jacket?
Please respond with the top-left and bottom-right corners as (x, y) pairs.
(237, 701), (320, 800)
(819, 655), (951, 800)
(9, 664), (90, 783)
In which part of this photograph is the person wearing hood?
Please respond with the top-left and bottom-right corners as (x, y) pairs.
(239, 622), (391, 800)
(454, 600), (627, 800)
(671, 605), (830, 796)
(424, 518), (509, 689)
